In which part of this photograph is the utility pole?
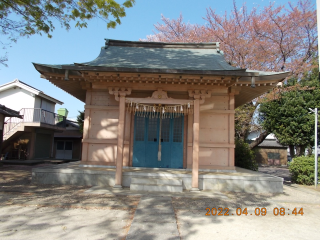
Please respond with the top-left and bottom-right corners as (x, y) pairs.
(317, 0), (320, 79)
(309, 108), (318, 188)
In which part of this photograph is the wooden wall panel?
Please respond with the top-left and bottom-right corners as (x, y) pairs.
(89, 110), (119, 139)
(199, 147), (229, 166)
(201, 96), (228, 111)
(199, 114), (228, 143)
(88, 143), (117, 164)
(91, 91), (118, 106)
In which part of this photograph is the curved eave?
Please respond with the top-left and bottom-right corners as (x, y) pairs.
(33, 63), (86, 102)
(235, 72), (290, 107)
(33, 63), (82, 76)
(64, 64), (253, 76)
(33, 63), (290, 107)
(239, 72), (290, 83)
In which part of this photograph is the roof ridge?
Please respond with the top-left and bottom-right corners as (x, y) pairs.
(105, 39), (220, 49)
(0, 79), (63, 105)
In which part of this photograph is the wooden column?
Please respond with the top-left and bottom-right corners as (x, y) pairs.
(28, 131), (36, 160)
(191, 95), (200, 191)
(108, 87), (131, 188)
(114, 93), (126, 188)
(229, 94), (235, 167)
(81, 90), (92, 163)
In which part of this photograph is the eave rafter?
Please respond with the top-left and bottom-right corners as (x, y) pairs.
(41, 70), (281, 90)
(84, 71), (237, 87)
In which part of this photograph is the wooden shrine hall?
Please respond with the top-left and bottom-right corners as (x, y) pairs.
(32, 39), (288, 192)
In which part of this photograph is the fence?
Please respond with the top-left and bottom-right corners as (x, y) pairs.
(3, 108), (66, 137)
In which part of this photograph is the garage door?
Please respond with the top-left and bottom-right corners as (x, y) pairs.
(35, 133), (51, 158)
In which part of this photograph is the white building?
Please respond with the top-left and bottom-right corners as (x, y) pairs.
(0, 79), (62, 113)
(0, 79), (65, 159)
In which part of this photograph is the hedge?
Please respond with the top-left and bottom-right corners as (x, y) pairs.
(289, 155), (320, 185)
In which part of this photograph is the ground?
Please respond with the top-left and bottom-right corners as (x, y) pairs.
(0, 164), (320, 239)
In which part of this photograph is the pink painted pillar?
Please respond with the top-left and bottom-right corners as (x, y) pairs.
(81, 90), (92, 163)
(191, 95), (200, 191)
(114, 93), (126, 188)
(229, 94), (235, 167)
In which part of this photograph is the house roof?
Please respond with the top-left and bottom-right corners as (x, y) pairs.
(258, 139), (287, 148)
(66, 119), (80, 128)
(33, 39), (290, 106)
(0, 79), (63, 105)
(54, 119), (82, 138)
(0, 104), (23, 118)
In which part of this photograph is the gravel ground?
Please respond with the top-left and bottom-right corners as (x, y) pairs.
(0, 164), (139, 239)
(258, 166), (291, 183)
(1, 164), (320, 240)
(258, 165), (320, 193)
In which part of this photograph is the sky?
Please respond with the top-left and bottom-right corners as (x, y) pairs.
(0, 0), (314, 120)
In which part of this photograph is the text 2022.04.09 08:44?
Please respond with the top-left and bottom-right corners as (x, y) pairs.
(205, 207), (304, 216)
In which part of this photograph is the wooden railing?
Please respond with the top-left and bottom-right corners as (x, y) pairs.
(3, 108), (66, 138)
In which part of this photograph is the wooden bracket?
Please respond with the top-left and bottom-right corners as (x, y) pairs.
(108, 87), (132, 101)
(188, 90), (212, 104)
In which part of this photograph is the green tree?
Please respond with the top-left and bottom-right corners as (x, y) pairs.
(235, 139), (258, 171)
(259, 68), (320, 157)
(0, 0), (135, 66)
(77, 110), (84, 133)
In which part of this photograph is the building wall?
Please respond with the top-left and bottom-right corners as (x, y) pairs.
(187, 93), (235, 169)
(34, 96), (42, 109)
(81, 88), (235, 170)
(0, 88), (36, 111)
(0, 88), (56, 115)
(40, 98), (55, 112)
(255, 147), (288, 166)
(82, 90), (120, 165)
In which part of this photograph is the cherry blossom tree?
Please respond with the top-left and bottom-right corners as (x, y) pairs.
(145, 0), (317, 76)
(144, 0), (318, 149)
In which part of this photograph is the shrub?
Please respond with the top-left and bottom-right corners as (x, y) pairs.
(235, 139), (258, 171)
(289, 155), (320, 185)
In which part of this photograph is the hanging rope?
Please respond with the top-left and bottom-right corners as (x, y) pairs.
(158, 113), (162, 161)
(126, 101), (193, 118)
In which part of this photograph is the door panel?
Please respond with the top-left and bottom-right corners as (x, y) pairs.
(146, 118), (159, 167)
(171, 117), (184, 168)
(132, 116), (146, 167)
(64, 141), (73, 159)
(160, 118), (172, 168)
(133, 115), (184, 168)
(35, 133), (51, 158)
(56, 141), (65, 159)
(56, 141), (73, 159)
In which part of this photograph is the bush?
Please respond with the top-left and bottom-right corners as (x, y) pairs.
(235, 139), (258, 171)
(289, 155), (320, 185)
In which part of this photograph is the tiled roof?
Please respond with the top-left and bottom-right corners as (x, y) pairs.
(258, 139), (287, 148)
(32, 39), (290, 105)
(79, 40), (241, 71)
(0, 104), (22, 118)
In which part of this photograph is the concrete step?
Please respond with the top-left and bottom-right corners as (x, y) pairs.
(130, 183), (183, 193)
(131, 177), (182, 186)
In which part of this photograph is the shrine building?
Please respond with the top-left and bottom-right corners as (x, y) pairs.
(33, 39), (288, 192)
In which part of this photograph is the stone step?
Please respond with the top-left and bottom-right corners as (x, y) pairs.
(130, 183), (183, 193)
(131, 177), (182, 186)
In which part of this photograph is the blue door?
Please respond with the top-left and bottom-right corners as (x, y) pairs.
(133, 115), (184, 168)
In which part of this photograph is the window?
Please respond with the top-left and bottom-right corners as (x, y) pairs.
(135, 116), (145, 141)
(173, 117), (183, 142)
